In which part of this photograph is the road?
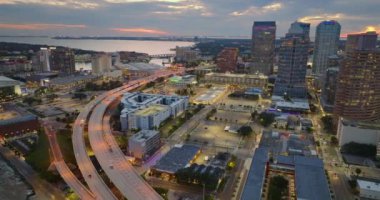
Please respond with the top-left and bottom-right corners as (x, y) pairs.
(43, 124), (95, 200)
(73, 102), (118, 200)
(0, 145), (65, 200)
(73, 68), (184, 200)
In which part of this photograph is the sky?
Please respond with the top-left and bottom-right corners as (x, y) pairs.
(0, 0), (379, 39)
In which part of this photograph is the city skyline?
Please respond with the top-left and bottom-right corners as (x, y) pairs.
(0, 0), (380, 38)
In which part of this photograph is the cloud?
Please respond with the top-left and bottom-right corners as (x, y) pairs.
(104, 0), (184, 3)
(0, 23), (87, 30)
(154, 0), (212, 16)
(298, 13), (363, 24)
(341, 25), (380, 37)
(230, 2), (282, 16)
(0, 0), (99, 9)
(111, 27), (169, 35)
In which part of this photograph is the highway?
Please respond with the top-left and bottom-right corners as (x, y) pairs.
(43, 124), (95, 200)
(73, 103), (118, 200)
(73, 68), (184, 200)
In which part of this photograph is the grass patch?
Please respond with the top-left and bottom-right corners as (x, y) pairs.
(153, 187), (169, 200)
(57, 129), (77, 166)
(25, 130), (61, 183)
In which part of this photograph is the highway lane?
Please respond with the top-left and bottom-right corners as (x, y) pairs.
(44, 124), (95, 200)
(73, 105), (118, 200)
(74, 69), (184, 200)
(88, 96), (163, 200)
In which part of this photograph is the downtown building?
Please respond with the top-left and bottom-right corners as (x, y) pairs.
(36, 47), (75, 74)
(91, 53), (112, 75)
(120, 93), (189, 131)
(251, 21), (276, 75)
(312, 20), (341, 77)
(216, 47), (239, 72)
(128, 130), (160, 161)
(273, 21), (310, 98)
(334, 32), (380, 122)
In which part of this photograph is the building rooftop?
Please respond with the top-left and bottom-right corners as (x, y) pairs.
(0, 76), (24, 88)
(134, 104), (168, 116)
(294, 156), (331, 200)
(241, 147), (269, 200)
(121, 62), (164, 71)
(130, 130), (159, 143)
(205, 72), (267, 79)
(357, 179), (380, 192)
(153, 144), (200, 174)
(340, 117), (380, 130)
(275, 101), (310, 110)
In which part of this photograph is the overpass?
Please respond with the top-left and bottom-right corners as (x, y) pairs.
(73, 68), (185, 200)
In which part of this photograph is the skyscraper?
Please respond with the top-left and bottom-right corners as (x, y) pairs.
(334, 32), (380, 121)
(345, 31), (377, 53)
(50, 48), (76, 74)
(273, 22), (310, 98)
(251, 21), (276, 75)
(312, 20), (341, 76)
(216, 47), (239, 73)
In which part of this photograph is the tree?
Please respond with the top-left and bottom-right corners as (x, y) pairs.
(355, 168), (362, 178)
(330, 136), (339, 145)
(251, 110), (258, 120)
(258, 112), (275, 127)
(238, 126), (253, 137)
(46, 93), (58, 101)
(321, 115), (334, 133)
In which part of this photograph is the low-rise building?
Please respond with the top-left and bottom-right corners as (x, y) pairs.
(168, 75), (197, 87)
(128, 130), (160, 161)
(337, 117), (380, 147)
(357, 179), (380, 200)
(0, 104), (39, 139)
(203, 72), (267, 88)
(241, 147), (331, 200)
(120, 93), (189, 131)
(151, 144), (200, 176)
(0, 76), (24, 96)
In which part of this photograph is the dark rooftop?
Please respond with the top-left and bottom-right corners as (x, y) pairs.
(153, 144), (200, 174)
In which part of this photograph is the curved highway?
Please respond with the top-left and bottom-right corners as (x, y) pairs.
(44, 124), (95, 200)
(73, 68), (184, 200)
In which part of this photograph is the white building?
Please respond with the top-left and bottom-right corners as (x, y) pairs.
(120, 93), (189, 131)
(357, 179), (380, 200)
(128, 130), (160, 160)
(337, 117), (380, 147)
(92, 53), (112, 75)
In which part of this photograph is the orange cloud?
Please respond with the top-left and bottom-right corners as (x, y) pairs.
(0, 23), (87, 30)
(111, 28), (169, 35)
(341, 25), (379, 38)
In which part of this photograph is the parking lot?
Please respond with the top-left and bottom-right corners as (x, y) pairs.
(188, 120), (243, 150)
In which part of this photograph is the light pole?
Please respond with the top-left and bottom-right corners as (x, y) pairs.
(203, 183), (206, 200)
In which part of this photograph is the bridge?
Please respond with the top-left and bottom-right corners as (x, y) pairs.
(149, 54), (175, 59)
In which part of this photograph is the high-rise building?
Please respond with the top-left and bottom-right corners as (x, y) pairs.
(312, 20), (341, 76)
(251, 21), (276, 75)
(273, 22), (310, 98)
(345, 31), (377, 53)
(334, 49), (380, 122)
(321, 67), (339, 112)
(92, 53), (112, 75)
(289, 21), (310, 41)
(216, 47), (239, 72)
(50, 48), (76, 74)
(38, 47), (52, 72)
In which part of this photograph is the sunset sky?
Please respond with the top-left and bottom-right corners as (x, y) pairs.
(0, 0), (379, 38)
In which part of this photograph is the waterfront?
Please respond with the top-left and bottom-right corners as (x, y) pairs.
(0, 37), (194, 55)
